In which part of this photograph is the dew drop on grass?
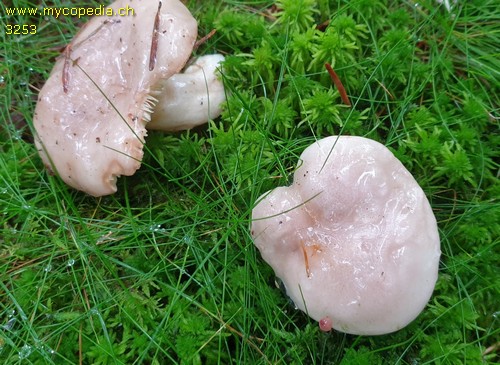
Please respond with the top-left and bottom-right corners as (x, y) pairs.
(2, 317), (16, 331)
(0, 75), (4, 85)
(13, 130), (23, 141)
(66, 259), (75, 267)
(40, 345), (56, 356)
(150, 223), (165, 233)
(18, 344), (32, 359)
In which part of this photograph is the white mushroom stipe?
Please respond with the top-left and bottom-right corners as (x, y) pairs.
(33, 0), (226, 196)
(148, 54), (226, 131)
(251, 136), (441, 335)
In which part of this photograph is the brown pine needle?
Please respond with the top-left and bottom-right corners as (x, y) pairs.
(149, 0), (163, 71)
(194, 28), (217, 50)
(325, 63), (351, 107)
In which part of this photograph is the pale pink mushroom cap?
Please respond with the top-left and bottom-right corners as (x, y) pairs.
(33, 0), (197, 196)
(251, 136), (441, 335)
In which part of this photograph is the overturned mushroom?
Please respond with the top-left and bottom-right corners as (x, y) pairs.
(33, 0), (225, 196)
(148, 54), (225, 131)
(251, 136), (441, 335)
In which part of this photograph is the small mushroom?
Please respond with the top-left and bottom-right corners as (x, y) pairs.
(33, 0), (225, 196)
(251, 136), (441, 335)
(148, 54), (226, 131)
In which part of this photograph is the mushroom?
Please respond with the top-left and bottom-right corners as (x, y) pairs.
(148, 54), (226, 131)
(33, 0), (225, 196)
(251, 136), (441, 335)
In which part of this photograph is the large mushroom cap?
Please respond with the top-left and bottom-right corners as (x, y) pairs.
(251, 136), (441, 335)
(33, 0), (197, 196)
